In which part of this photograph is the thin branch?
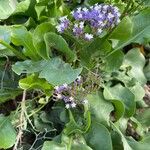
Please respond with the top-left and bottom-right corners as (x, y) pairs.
(13, 90), (27, 150)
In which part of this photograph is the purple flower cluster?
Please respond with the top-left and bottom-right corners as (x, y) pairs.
(52, 76), (88, 109)
(56, 16), (70, 33)
(52, 76), (84, 108)
(52, 83), (76, 109)
(56, 4), (121, 41)
(72, 4), (120, 28)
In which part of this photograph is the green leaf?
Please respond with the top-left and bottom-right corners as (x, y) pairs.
(141, 0), (150, 6)
(103, 84), (135, 117)
(103, 86), (125, 120)
(39, 58), (82, 85)
(0, 0), (17, 20)
(113, 8), (150, 50)
(111, 131), (124, 150)
(0, 115), (16, 149)
(0, 26), (11, 49)
(19, 74), (52, 94)
(123, 48), (146, 85)
(81, 38), (111, 68)
(110, 17), (133, 41)
(71, 135), (92, 150)
(12, 60), (46, 75)
(33, 22), (55, 59)
(0, 26), (15, 56)
(111, 122), (133, 150)
(86, 91), (114, 126)
(135, 108), (150, 128)
(127, 136), (150, 150)
(13, 58), (82, 86)
(44, 32), (76, 62)
(144, 60), (150, 81)
(11, 25), (41, 60)
(64, 109), (91, 135)
(33, 112), (54, 132)
(0, 89), (22, 104)
(42, 134), (92, 150)
(42, 141), (66, 150)
(85, 121), (112, 150)
(14, 0), (37, 19)
(129, 83), (146, 107)
(103, 50), (124, 72)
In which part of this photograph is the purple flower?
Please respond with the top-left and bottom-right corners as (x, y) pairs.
(71, 7), (90, 20)
(56, 16), (70, 33)
(57, 4), (121, 40)
(73, 22), (84, 36)
(54, 83), (68, 93)
(75, 76), (82, 85)
(84, 33), (93, 41)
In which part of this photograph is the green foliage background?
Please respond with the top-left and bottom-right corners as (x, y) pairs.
(0, 0), (150, 149)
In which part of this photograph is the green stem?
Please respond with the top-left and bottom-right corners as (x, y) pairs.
(67, 136), (73, 150)
(0, 40), (27, 60)
(121, 0), (133, 19)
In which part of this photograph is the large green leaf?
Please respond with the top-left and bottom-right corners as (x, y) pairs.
(85, 121), (112, 150)
(113, 8), (150, 50)
(123, 48), (146, 85)
(39, 58), (82, 85)
(110, 17), (133, 41)
(44, 32), (76, 62)
(103, 84), (135, 117)
(12, 60), (45, 75)
(0, 0), (17, 20)
(103, 86), (125, 120)
(80, 38), (111, 68)
(127, 136), (150, 150)
(111, 122), (133, 150)
(0, 25), (14, 57)
(13, 0), (37, 19)
(128, 83), (146, 107)
(86, 91), (114, 126)
(19, 74), (52, 94)
(11, 26), (41, 60)
(13, 58), (82, 86)
(135, 108), (150, 128)
(0, 26), (11, 49)
(0, 115), (16, 149)
(103, 50), (124, 72)
(42, 134), (92, 150)
(33, 22), (55, 59)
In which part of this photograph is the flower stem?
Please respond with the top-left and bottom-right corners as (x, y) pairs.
(0, 40), (27, 60)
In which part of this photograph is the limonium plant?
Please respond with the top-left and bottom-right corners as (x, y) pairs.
(0, 0), (150, 150)
(56, 3), (121, 41)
